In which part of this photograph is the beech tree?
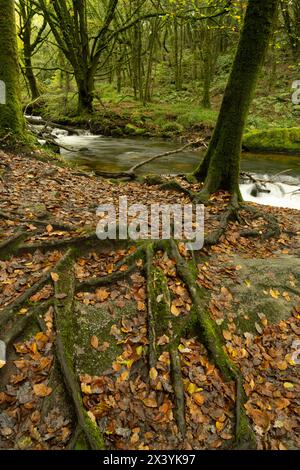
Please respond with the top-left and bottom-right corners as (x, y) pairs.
(194, 0), (280, 199)
(0, 0), (25, 138)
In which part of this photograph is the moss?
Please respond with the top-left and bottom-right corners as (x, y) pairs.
(0, 0), (26, 138)
(243, 127), (300, 154)
(74, 300), (137, 376)
(149, 266), (171, 337)
(125, 123), (146, 135)
(74, 432), (89, 450)
(161, 122), (184, 136)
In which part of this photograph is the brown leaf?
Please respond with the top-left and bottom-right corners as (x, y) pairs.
(95, 288), (109, 302)
(90, 335), (99, 350)
(143, 397), (158, 408)
(33, 383), (52, 397)
(193, 392), (205, 406)
(50, 272), (59, 282)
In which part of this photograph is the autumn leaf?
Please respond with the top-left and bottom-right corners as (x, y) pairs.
(149, 367), (158, 381)
(137, 301), (146, 311)
(193, 393), (205, 406)
(50, 272), (59, 282)
(90, 335), (99, 350)
(143, 397), (158, 408)
(95, 288), (109, 302)
(98, 341), (110, 352)
(33, 383), (52, 397)
(277, 360), (288, 371)
(157, 335), (169, 346)
(269, 288), (280, 299)
(222, 330), (232, 341)
(171, 302), (180, 317)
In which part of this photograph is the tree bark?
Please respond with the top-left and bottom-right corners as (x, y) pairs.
(194, 0), (279, 197)
(0, 0), (25, 137)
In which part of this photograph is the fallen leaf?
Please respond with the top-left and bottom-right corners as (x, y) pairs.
(50, 272), (59, 282)
(90, 335), (99, 350)
(33, 383), (52, 397)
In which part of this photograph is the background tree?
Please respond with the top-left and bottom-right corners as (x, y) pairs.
(194, 0), (280, 199)
(0, 0), (25, 138)
(17, 0), (48, 100)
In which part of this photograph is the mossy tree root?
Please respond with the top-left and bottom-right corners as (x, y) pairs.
(170, 346), (186, 439)
(53, 248), (105, 450)
(167, 239), (256, 449)
(0, 270), (52, 330)
(145, 244), (157, 370)
(0, 299), (52, 345)
(240, 203), (281, 240)
(75, 245), (145, 292)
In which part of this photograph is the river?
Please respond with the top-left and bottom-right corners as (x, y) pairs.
(54, 133), (300, 210)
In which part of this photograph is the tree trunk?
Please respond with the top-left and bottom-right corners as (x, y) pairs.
(194, 0), (279, 196)
(76, 74), (94, 114)
(0, 0), (25, 137)
(24, 48), (40, 100)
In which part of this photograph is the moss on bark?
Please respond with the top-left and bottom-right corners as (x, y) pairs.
(0, 0), (26, 138)
(194, 0), (280, 197)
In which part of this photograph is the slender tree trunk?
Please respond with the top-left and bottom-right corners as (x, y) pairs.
(194, 0), (279, 197)
(0, 0), (25, 137)
(23, 45), (40, 100)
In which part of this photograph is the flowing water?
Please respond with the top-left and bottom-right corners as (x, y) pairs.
(54, 132), (300, 210)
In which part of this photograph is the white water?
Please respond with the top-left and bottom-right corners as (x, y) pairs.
(240, 181), (300, 210)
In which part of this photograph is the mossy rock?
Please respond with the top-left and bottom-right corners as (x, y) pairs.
(161, 122), (184, 137)
(73, 299), (138, 376)
(243, 127), (300, 154)
(222, 254), (300, 334)
(124, 123), (146, 136)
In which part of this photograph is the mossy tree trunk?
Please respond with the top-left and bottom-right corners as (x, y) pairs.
(194, 0), (279, 197)
(0, 0), (25, 138)
(38, 0), (119, 114)
(18, 0), (47, 101)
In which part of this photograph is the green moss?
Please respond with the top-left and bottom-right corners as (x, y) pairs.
(74, 300), (137, 376)
(0, 0), (26, 138)
(243, 127), (300, 154)
(125, 123), (146, 135)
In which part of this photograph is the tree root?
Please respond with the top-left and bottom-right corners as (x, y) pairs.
(0, 300), (52, 345)
(75, 245), (144, 292)
(0, 230), (29, 259)
(53, 248), (105, 450)
(240, 203), (281, 239)
(170, 346), (186, 439)
(166, 239), (256, 448)
(0, 199), (275, 449)
(0, 270), (52, 330)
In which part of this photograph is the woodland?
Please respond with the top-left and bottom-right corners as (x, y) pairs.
(0, 0), (300, 452)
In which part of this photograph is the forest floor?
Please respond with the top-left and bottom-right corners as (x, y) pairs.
(0, 149), (300, 451)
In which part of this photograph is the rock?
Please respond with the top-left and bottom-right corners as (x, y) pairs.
(223, 254), (300, 333)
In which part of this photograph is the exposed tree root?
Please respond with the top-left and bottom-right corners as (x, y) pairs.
(53, 249), (105, 450)
(1, 197), (280, 449)
(0, 230), (29, 259)
(239, 203), (281, 239)
(170, 346), (186, 439)
(0, 270), (52, 330)
(0, 300), (52, 346)
(166, 239), (256, 449)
